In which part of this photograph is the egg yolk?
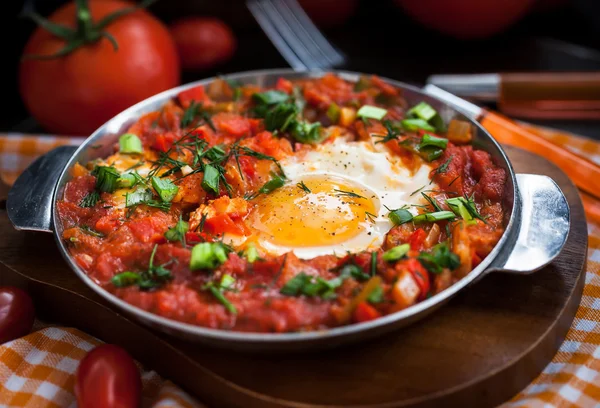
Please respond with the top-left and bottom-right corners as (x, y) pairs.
(248, 177), (376, 247)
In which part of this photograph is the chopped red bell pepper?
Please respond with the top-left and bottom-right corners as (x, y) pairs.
(409, 228), (427, 251)
(405, 258), (430, 300)
(353, 301), (381, 323)
(177, 85), (208, 108)
(205, 214), (245, 236)
(275, 77), (294, 94)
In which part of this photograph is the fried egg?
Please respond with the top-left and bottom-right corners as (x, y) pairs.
(243, 138), (436, 259)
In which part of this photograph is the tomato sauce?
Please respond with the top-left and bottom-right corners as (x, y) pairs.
(57, 74), (507, 333)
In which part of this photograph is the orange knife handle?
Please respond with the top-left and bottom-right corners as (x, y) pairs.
(479, 110), (600, 200)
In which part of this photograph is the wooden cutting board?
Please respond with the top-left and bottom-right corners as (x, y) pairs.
(0, 146), (587, 408)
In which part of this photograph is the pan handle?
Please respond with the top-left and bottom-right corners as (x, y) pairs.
(490, 174), (570, 274)
(7, 145), (77, 233)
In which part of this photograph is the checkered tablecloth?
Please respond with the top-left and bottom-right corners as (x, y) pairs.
(1, 127), (600, 408)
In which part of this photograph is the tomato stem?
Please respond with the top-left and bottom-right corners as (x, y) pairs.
(21, 0), (159, 60)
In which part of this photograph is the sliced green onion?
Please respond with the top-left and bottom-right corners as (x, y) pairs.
(151, 176), (179, 202)
(408, 102), (437, 122)
(117, 172), (137, 188)
(204, 145), (227, 162)
(290, 121), (323, 144)
(252, 90), (289, 105)
(327, 103), (341, 123)
(367, 285), (384, 304)
(190, 242), (230, 270)
(208, 286), (237, 314)
(244, 243), (260, 263)
(446, 197), (473, 223)
(125, 188), (153, 208)
(412, 211), (455, 224)
(119, 133), (143, 154)
(419, 134), (448, 150)
(388, 208), (414, 225)
(280, 272), (311, 296)
(92, 166), (120, 193)
(382, 243), (410, 262)
(419, 147), (444, 162)
(220, 274), (236, 289)
(201, 164), (220, 194)
(111, 271), (140, 287)
(357, 105), (388, 120)
(400, 118), (436, 132)
(165, 219), (189, 242)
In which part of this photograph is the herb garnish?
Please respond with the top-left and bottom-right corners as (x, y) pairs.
(111, 244), (173, 290)
(80, 225), (105, 238)
(417, 242), (460, 274)
(334, 189), (365, 199)
(165, 217), (189, 247)
(297, 180), (311, 193)
(203, 274), (237, 314)
(79, 191), (100, 208)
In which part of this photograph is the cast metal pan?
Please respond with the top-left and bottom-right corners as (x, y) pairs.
(7, 69), (570, 352)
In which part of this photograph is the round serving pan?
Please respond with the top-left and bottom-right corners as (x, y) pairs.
(7, 69), (570, 352)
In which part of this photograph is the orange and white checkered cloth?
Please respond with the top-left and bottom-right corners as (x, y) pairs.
(1, 127), (600, 407)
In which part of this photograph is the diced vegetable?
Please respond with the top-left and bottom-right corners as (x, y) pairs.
(111, 271), (140, 287)
(201, 164), (220, 194)
(367, 285), (384, 304)
(327, 103), (341, 124)
(357, 105), (388, 120)
(400, 118), (436, 132)
(220, 274), (236, 289)
(392, 269), (420, 308)
(409, 228), (427, 250)
(118, 133), (143, 154)
(290, 121), (323, 144)
(419, 133), (448, 150)
(417, 242), (460, 274)
(407, 102), (437, 122)
(382, 243), (410, 262)
(447, 119), (473, 144)
(353, 301), (381, 323)
(151, 176), (179, 202)
(244, 243), (260, 263)
(165, 219), (189, 243)
(412, 211), (455, 224)
(92, 166), (120, 193)
(388, 208), (414, 225)
(339, 107), (357, 127)
(336, 276), (382, 324)
(190, 242), (230, 270)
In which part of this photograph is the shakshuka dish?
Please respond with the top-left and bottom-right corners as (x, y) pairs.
(57, 74), (506, 333)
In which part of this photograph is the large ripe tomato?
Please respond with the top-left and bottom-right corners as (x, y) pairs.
(0, 287), (35, 344)
(19, 0), (180, 136)
(393, 0), (535, 39)
(169, 17), (236, 72)
(75, 344), (141, 408)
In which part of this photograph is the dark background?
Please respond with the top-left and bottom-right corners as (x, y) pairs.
(3, 0), (600, 137)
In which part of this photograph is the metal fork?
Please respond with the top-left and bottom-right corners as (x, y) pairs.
(246, 0), (346, 70)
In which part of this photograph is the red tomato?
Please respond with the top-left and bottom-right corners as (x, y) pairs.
(75, 344), (141, 408)
(0, 287), (35, 344)
(205, 214), (245, 236)
(353, 301), (381, 323)
(298, 0), (359, 28)
(169, 18), (236, 71)
(393, 0), (535, 39)
(19, 0), (180, 136)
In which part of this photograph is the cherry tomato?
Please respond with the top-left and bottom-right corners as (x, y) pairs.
(393, 0), (535, 39)
(19, 0), (180, 136)
(75, 344), (141, 408)
(0, 287), (35, 344)
(169, 17), (236, 71)
(298, 0), (359, 28)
